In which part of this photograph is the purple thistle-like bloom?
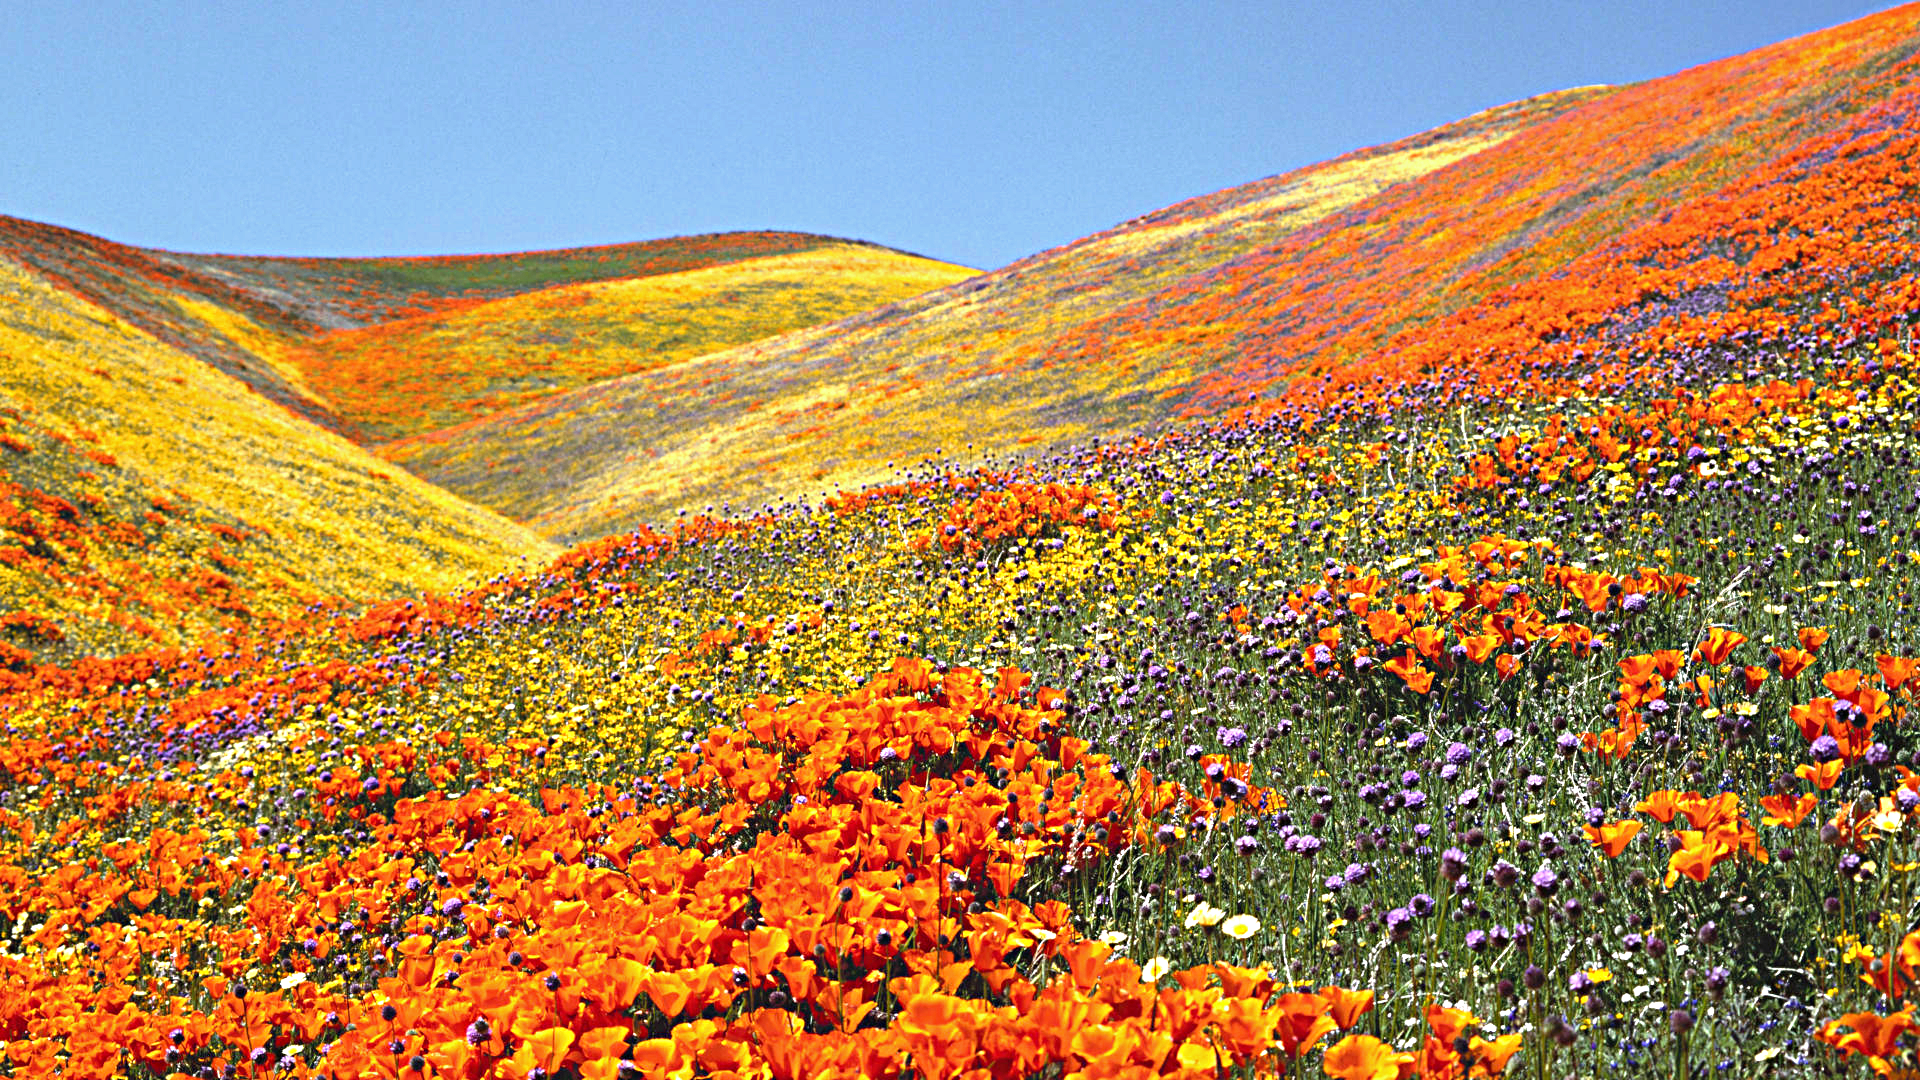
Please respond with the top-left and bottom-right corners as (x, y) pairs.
(1401, 770), (1421, 788)
(1403, 790), (1427, 811)
(1409, 893), (1436, 917)
(1494, 727), (1516, 747)
(1531, 865), (1560, 897)
(1440, 847), (1469, 881)
(1385, 907), (1415, 942)
(1286, 834), (1323, 857)
(1445, 741), (1472, 765)
(1218, 726), (1247, 749)
(1810, 734), (1842, 762)
(1464, 929), (1489, 951)
(1406, 732), (1429, 753)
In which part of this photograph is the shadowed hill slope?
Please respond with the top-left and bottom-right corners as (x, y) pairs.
(386, 6), (1920, 544)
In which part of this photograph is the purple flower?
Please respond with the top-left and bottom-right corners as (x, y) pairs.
(1286, 834), (1323, 858)
(1494, 727), (1516, 747)
(1441, 847), (1469, 881)
(1445, 741), (1472, 765)
(1403, 790), (1427, 810)
(1406, 732), (1429, 753)
(1464, 929), (1489, 952)
(1343, 862), (1370, 886)
(1409, 893), (1436, 917)
(1218, 726), (1247, 749)
(1531, 865), (1560, 897)
(1401, 770), (1421, 789)
(1810, 734), (1841, 762)
(1385, 907), (1415, 942)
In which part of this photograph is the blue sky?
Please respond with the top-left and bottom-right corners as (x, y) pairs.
(0, 1), (1897, 269)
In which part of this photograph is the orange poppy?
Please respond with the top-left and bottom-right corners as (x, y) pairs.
(1695, 627), (1747, 666)
(1319, 985), (1376, 1030)
(1322, 1033), (1415, 1080)
(1665, 829), (1735, 887)
(1583, 819), (1642, 857)
(1634, 789), (1687, 823)
(1759, 792), (1818, 828)
(1773, 646), (1815, 679)
(1797, 759), (1845, 791)
(1878, 654), (1918, 691)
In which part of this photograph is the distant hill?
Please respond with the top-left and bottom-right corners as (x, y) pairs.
(386, 6), (1920, 542)
(383, 89), (1604, 539)
(0, 253), (555, 661)
(294, 244), (975, 442)
(0, 224), (968, 657)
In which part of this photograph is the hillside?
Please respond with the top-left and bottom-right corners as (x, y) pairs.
(387, 5), (1920, 545)
(0, 224), (969, 656)
(9, 7), (1920, 1078)
(0, 253), (557, 663)
(384, 88), (1604, 538)
(295, 244), (975, 442)
(0, 221), (959, 441)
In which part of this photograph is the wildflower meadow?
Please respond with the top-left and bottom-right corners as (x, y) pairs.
(7, 6), (1920, 1080)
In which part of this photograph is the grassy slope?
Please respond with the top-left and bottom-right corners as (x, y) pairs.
(385, 89), (1603, 541)
(301, 245), (977, 442)
(0, 254), (558, 661)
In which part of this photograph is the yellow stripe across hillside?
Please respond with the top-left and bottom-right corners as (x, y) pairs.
(303, 244), (977, 443)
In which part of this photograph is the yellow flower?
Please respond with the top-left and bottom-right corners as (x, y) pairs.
(1141, 956), (1171, 983)
(1221, 914), (1261, 940)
